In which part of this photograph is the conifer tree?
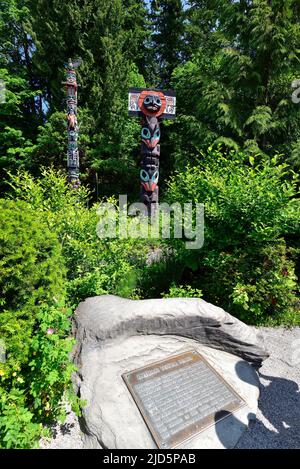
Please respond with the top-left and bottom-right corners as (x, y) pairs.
(1, 0), (149, 195)
(0, 0), (41, 184)
(172, 0), (300, 164)
(150, 0), (185, 87)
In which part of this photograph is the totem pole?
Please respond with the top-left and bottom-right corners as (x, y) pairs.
(62, 58), (81, 187)
(128, 87), (176, 216)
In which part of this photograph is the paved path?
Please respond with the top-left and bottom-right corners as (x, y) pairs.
(40, 327), (300, 449)
(237, 327), (300, 449)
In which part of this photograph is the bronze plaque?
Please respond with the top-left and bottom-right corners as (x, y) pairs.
(122, 350), (246, 449)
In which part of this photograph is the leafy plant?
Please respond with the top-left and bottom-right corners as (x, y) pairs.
(0, 389), (42, 449)
(27, 304), (79, 422)
(165, 149), (300, 325)
(0, 198), (66, 373)
(162, 284), (203, 299)
(8, 168), (150, 304)
(0, 195), (81, 448)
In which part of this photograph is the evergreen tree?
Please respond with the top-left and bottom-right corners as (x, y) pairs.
(0, 0), (149, 196)
(0, 0), (42, 185)
(150, 0), (185, 87)
(171, 0), (300, 166)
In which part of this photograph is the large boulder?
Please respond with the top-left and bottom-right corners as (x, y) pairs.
(73, 295), (268, 449)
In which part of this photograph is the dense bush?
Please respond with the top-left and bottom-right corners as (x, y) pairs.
(0, 198), (66, 375)
(0, 199), (74, 448)
(164, 150), (300, 325)
(8, 168), (150, 304)
(0, 304), (78, 449)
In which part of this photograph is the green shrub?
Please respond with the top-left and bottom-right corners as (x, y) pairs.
(3, 158), (298, 448)
(0, 388), (42, 449)
(0, 198), (80, 448)
(0, 304), (79, 449)
(162, 284), (203, 299)
(165, 150), (300, 325)
(0, 198), (66, 373)
(27, 304), (79, 422)
(0, 198), (65, 312)
(7, 168), (150, 305)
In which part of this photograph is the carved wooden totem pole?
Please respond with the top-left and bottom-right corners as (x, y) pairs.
(63, 59), (81, 187)
(128, 88), (176, 216)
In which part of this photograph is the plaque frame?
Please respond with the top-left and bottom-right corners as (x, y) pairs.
(122, 350), (247, 449)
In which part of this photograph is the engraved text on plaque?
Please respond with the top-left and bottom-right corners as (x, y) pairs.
(122, 350), (246, 448)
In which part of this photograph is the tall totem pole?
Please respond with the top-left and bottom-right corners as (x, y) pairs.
(63, 59), (81, 187)
(128, 88), (176, 216)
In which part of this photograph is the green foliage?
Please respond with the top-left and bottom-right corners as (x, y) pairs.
(0, 195), (80, 448)
(170, 0), (300, 168)
(0, 1), (150, 193)
(1, 0), (300, 193)
(0, 198), (65, 311)
(0, 303), (80, 449)
(0, 67), (38, 186)
(0, 198), (66, 375)
(229, 242), (299, 324)
(0, 389), (42, 449)
(0, 168), (152, 448)
(150, 0), (185, 86)
(1, 0), (300, 449)
(162, 284), (203, 299)
(8, 168), (149, 305)
(165, 149), (300, 325)
(0, 1), (42, 187)
(27, 305), (79, 421)
(24, 0), (149, 193)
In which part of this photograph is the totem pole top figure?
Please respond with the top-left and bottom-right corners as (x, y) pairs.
(128, 87), (176, 120)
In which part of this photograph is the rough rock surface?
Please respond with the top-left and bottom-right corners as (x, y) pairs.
(73, 295), (269, 367)
(78, 335), (259, 449)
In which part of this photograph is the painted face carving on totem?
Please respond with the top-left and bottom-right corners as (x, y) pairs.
(66, 70), (76, 84)
(139, 90), (165, 118)
(69, 130), (77, 142)
(143, 94), (162, 113)
(141, 117), (161, 150)
(140, 168), (159, 192)
(128, 88), (176, 120)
